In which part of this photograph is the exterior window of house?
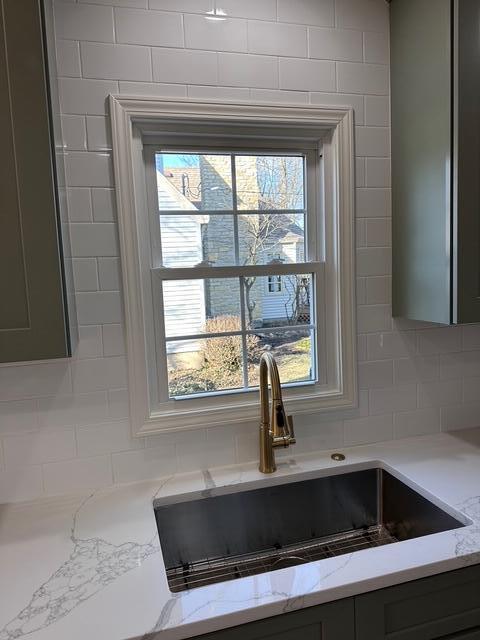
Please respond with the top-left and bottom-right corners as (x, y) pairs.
(152, 150), (317, 399)
(110, 98), (356, 434)
(267, 276), (282, 293)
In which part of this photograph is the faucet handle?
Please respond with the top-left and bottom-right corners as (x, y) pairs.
(286, 415), (296, 443)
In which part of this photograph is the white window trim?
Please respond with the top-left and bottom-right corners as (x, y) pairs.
(109, 96), (357, 436)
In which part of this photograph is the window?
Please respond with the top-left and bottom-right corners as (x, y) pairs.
(151, 149), (318, 399)
(110, 98), (356, 435)
(267, 276), (282, 293)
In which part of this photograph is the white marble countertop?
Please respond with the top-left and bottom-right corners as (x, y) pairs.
(1, 428), (480, 640)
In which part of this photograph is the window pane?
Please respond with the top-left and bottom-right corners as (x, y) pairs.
(236, 155), (304, 211)
(160, 215), (235, 268)
(156, 153), (233, 211)
(167, 336), (244, 397)
(238, 213), (305, 266)
(247, 329), (314, 387)
(243, 273), (313, 329)
(163, 278), (241, 338)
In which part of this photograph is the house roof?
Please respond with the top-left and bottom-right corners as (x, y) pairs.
(163, 167), (201, 207)
(157, 170), (208, 223)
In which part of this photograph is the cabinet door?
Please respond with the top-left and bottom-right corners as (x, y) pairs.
(197, 598), (354, 640)
(453, 0), (480, 323)
(0, 0), (70, 362)
(390, 0), (452, 324)
(355, 565), (480, 640)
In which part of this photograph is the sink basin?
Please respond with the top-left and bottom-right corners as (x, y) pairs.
(154, 466), (466, 593)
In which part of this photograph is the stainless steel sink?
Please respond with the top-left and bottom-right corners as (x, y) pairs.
(154, 467), (466, 593)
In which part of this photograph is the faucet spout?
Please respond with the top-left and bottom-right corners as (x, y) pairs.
(258, 352), (295, 474)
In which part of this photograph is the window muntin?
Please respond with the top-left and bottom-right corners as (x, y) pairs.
(267, 275), (282, 293)
(152, 149), (318, 400)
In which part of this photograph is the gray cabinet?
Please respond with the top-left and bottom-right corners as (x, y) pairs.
(0, 0), (71, 362)
(391, 0), (480, 324)
(197, 599), (354, 640)
(198, 565), (480, 640)
(356, 565), (480, 640)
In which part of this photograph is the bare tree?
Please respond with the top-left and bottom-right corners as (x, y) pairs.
(241, 156), (304, 326)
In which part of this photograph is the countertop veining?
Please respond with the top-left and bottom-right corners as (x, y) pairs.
(1, 428), (480, 640)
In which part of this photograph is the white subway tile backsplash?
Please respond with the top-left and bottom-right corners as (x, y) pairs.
(188, 85), (250, 100)
(366, 276), (391, 304)
(366, 218), (391, 247)
(37, 392), (109, 428)
(76, 420), (142, 457)
(337, 62), (389, 95)
(366, 158), (391, 187)
(356, 188), (391, 218)
(356, 127), (390, 156)
(280, 58), (335, 91)
(76, 326), (104, 359)
(59, 78), (118, 115)
(367, 331), (416, 361)
(65, 152), (113, 187)
(394, 408), (440, 439)
(219, 53), (278, 88)
(0, 363), (72, 402)
(335, 0), (389, 33)
(369, 384), (417, 416)
(357, 305), (391, 333)
(153, 48), (218, 84)
(462, 325), (480, 350)
(463, 377), (480, 403)
(185, 15), (247, 53)
(67, 188), (93, 222)
(250, 88), (309, 104)
(102, 324), (126, 356)
(72, 357), (128, 393)
(81, 42), (152, 81)
(73, 258), (99, 291)
(91, 188), (116, 222)
(148, 0), (212, 12)
(440, 351), (480, 380)
(56, 40), (81, 77)
(0, 466), (44, 503)
(118, 81), (187, 97)
(98, 257), (121, 290)
(107, 389), (130, 419)
(112, 444), (176, 483)
(364, 31), (389, 65)
(0, 400), (38, 436)
(43, 455), (113, 495)
(418, 380), (462, 409)
(356, 247), (391, 276)
(417, 327), (462, 355)
(364, 95), (389, 126)
(356, 158), (366, 187)
(278, 0), (334, 27)
(441, 403), (480, 432)
(248, 21), (307, 58)
(86, 116), (112, 151)
(115, 8), (183, 47)
(80, 0), (147, 5)
(3, 430), (76, 467)
(55, 3), (114, 43)
(220, 0), (276, 20)
(344, 414), (393, 446)
(394, 356), (439, 384)
(70, 223), (118, 257)
(76, 291), (123, 325)
(61, 115), (87, 150)
(309, 27), (362, 62)
(358, 360), (393, 389)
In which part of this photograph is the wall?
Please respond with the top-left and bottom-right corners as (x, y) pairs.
(1, 0), (479, 503)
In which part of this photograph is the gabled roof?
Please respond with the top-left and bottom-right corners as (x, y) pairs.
(157, 171), (208, 223)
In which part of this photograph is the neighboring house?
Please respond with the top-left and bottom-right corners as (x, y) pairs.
(158, 155), (307, 364)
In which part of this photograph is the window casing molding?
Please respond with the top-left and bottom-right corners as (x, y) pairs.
(109, 96), (357, 436)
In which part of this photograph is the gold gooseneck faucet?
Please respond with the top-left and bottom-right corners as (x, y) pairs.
(258, 351), (296, 473)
